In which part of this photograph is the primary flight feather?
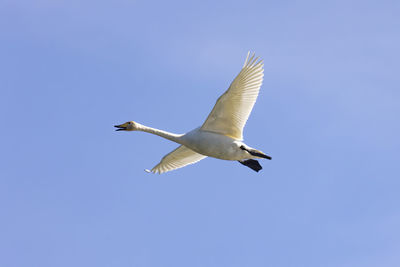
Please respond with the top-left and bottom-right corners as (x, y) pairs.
(115, 52), (271, 174)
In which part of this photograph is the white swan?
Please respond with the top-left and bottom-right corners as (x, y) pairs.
(115, 52), (271, 174)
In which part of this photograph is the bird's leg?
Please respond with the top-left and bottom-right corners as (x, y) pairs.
(240, 145), (272, 160)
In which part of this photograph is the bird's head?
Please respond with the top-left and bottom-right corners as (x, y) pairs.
(114, 121), (139, 131)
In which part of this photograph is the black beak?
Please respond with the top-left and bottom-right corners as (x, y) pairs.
(114, 125), (127, 131)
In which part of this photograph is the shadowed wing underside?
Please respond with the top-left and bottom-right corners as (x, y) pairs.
(148, 145), (207, 174)
(201, 52), (264, 140)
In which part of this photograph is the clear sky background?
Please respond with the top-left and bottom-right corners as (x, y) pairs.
(1, 0), (400, 266)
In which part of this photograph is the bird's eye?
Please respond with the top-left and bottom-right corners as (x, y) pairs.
(128, 122), (131, 124)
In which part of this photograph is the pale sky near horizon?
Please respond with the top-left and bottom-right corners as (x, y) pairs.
(1, 0), (400, 266)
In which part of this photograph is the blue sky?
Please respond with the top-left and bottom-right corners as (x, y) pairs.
(1, 0), (400, 266)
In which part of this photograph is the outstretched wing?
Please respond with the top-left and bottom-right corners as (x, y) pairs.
(147, 145), (207, 174)
(201, 52), (264, 140)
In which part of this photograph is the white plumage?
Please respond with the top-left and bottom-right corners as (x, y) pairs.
(115, 52), (271, 174)
(201, 52), (264, 140)
(148, 145), (206, 174)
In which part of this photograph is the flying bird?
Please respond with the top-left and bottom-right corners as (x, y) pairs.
(115, 52), (271, 174)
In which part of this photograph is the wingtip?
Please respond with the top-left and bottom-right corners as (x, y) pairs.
(243, 51), (251, 67)
(244, 51), (259, 67)
(144, 169), (151, 173)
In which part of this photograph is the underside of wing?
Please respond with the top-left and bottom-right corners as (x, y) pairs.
(148, 145), (207, 174)
(201, 52), (264, 140)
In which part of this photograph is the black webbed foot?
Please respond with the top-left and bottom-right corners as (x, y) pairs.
(238, 159), (262, 172)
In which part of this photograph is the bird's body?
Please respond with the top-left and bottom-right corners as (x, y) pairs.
(115, 52), (271, 174)
(181, 128), (245, 160)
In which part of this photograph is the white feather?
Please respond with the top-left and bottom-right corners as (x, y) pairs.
(200, 52), (264, 140)
(150, 145), (206, 174)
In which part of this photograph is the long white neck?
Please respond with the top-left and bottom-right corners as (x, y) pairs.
(136, 123), (184, 144)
